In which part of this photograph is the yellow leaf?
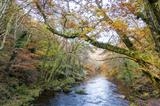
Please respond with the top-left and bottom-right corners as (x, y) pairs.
(112, 19), (128, 32)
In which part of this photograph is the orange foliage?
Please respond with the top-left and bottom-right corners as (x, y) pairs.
(66, 21), (77, 28)
(9, 48), (40, 84)
(83, 64), (98, 76)
(119, 2), (137, 14)
(112, 19), (128, 33)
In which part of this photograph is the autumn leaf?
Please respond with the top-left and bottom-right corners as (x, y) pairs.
(112, 19), (128, 32)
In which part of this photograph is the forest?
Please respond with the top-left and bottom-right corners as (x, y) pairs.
(0, 0), (160, 106)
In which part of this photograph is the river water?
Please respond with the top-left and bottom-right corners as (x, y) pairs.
(35, 75), (129, 106)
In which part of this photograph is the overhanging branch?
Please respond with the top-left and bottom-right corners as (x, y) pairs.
(35, 0), (160, 70)
(46, 25), (79, 39)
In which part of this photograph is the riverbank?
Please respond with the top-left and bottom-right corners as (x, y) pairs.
(34, 75), (129, 106)
(0, 74), (84, 106)
(101, 67), (160, 106)
(0, 46), (86, 106)
(110, 77), (160, 106)
(33, 68), (101, 105)
(33, 66), (160, 106)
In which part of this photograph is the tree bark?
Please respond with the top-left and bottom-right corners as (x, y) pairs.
(141, 0), (160, 52)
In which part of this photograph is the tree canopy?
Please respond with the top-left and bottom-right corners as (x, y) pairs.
(1, 0), (160, 105)
(20, 0), (160, 80)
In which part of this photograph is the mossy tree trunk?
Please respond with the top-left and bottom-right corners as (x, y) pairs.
(142, 0), (160, 53)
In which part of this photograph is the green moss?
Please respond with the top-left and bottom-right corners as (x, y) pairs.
(75, 89), (87, 95)
(63, 86), (72, 93)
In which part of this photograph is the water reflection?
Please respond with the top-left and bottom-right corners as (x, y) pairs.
(42, 75), (129, 106)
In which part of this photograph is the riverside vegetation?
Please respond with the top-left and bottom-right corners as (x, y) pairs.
(0, 0), (160, 106)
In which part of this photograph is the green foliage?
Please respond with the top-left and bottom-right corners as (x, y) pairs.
(0, 6), (86, 105)
(15, 31), (29, 48)
(117, 59), (139, 85)
(38, 36), (85, 83)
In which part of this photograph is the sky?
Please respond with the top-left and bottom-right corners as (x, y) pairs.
(16, 0), (146, 53)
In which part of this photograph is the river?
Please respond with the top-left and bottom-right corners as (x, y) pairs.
(35, 75), (129, 106)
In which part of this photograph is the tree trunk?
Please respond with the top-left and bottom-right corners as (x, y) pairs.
(142, 0), (160, 52)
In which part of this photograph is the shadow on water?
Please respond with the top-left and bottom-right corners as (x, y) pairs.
(35, 75), (129, 106)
